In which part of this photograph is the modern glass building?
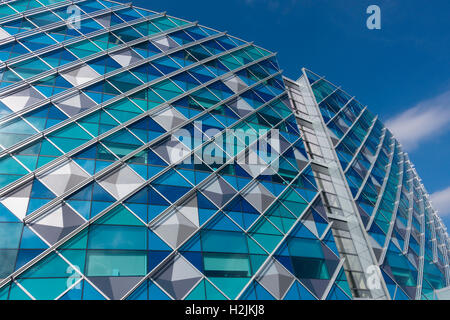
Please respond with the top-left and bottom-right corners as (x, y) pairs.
(0, 0), (448, 301)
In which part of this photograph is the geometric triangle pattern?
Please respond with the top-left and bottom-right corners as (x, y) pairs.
(152, 254), (203, 299)
(255, 259), (295, 299)
(29, 203), (85, 245)
(0, 0), (447, 302)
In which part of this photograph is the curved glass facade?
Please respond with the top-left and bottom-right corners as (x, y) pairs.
(303, 69), (450, 300)
(0, 0), (448, 300)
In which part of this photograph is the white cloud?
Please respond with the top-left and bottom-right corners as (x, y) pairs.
(385, 90), (450, 151)
(431, 187), (450, 217)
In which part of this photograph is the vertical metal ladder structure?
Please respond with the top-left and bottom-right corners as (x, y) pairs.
(283, 70), (390, 299)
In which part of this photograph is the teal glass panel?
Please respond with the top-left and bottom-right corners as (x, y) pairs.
(86, 251), (147, 276)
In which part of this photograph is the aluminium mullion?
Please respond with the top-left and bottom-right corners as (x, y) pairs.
(0, 86), (288, 290)
(176, 277), (209, 301)
(314, 86), (340, 106)
(25, 78), (285, 228)
(435, 214), (450, 279)
(1, 12), (43, 40)
(311, 75), (368, 112)
(136, 90), (302, 230)
(148, 120), (304, 233)
(22, 68), (283, 223)
(125, 175), (322, 301)
(365, 144), (399, 231)
(308, 77), (324, 87)
(12, 279), (35, 300)
(294, 124), (362, 296)
(96, 85), (289, 241)
(362, 139), (397, 229)
(0, 3), (137, 62)
(6, 0), (137, 42)
(0, 12), (169, 94)
(55, 245), (111, 300)
(333, 107), (370, 149)
(0, 40), (264, 194)
(0, 20), (195, 129)
(324, 96), (356, 126)
(367, 145), (403, 230)
(320, 259), (348, 300)
(126, 174), (321, 301)
(299, 69), (390, 299)
(302, 68), (323, 86)
(0, 45), (272, 203)
(236, 194), (323, 300)
(0, 0), (80, 24)
(343, 114), (379, 173)
(290, 75), (360, 294)
(0, 21), (213, 123)
(416, 189), (427, 299)
(436, 230), (450, 285)
(319, 222), (334, 241)
(425, 193), (439, 263)
(1, 4), (121, 44)
(403, 167), (416, 254)
(353, 129), (388, 200)
(5, 10), (148, 63)
(141, 90), (295, 229)
(27, 75), (285, 227)
(430, 207), (450, 279)
(443, 237), (450, 285)
(1, 9), (167, 70)
(378, 154), (406, 264)
(53, 277), (85, 301)
(403, 190), (416, 254)
(0, 26), (222, 156)
(145, 130), (302, 235)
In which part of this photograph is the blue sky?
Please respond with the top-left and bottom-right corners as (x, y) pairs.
(126, 0), (450, 227)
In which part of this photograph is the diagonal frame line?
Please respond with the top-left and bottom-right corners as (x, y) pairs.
(0, 37), (270, 197)
(22, 67), (283, 225)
